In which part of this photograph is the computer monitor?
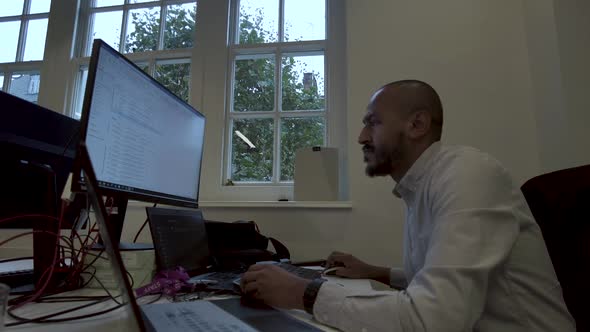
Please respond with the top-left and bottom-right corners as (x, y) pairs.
(0, 91), (81, 290)
(74, 39), (206, 243)
(0, 91), (80, 229)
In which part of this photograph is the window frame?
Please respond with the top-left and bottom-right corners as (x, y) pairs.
(66, 0), (197, 119)
(10, 0), (346, 203)
(222, 0), (344, 191)
(0, 0), (51, 99)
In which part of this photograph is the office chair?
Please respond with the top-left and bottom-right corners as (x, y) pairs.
(521, 165), (590, 332)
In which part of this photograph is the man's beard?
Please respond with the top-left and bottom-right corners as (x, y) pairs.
(364, 134), (406, 177)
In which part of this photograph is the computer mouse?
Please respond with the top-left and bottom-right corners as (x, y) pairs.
(322, 266), (343, 276)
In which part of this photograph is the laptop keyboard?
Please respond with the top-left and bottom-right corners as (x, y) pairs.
(189, 263), (322, 294)
(276, 263), (322, 280)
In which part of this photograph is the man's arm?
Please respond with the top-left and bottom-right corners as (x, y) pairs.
(325, 252), (396, 286)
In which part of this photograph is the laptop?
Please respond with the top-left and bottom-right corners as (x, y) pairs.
(146, 206), (243, 292)
(78, 142), (321, 331)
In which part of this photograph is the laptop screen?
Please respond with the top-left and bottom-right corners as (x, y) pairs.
(79, 143), (146, 331)
(146, 207), (210, 273)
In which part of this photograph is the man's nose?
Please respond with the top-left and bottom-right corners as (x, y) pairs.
(358, 126), (369, 145)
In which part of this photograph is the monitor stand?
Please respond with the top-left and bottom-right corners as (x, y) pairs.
(93, 194), (153, 251)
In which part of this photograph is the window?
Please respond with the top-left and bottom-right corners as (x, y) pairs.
(225, 0), (328, 184)
(71, 0), (197, 118)
(14, 0), (345, 202)
(0, 0), (51, 103)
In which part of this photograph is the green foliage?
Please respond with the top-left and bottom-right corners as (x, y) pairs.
(125, 3), (325, 182)
(125, 5), (196, 102)
(231, 118), (274, 181)
(280, 117), (324, 181)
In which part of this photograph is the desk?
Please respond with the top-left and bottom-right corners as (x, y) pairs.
(6, 278), (381, 332)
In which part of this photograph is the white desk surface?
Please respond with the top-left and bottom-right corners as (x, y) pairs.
(4, 276), (381, 332)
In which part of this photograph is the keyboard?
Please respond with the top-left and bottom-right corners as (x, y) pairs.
(191, 263), (322, 292)
(189, 271), (243, 292)
(277, 263), (322, 280)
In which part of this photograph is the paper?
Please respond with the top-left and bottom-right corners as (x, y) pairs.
(141, 301), (258, 332)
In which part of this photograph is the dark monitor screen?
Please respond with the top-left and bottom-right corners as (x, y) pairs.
(0, 91), (80, 228)
(78, 39), (205, 208)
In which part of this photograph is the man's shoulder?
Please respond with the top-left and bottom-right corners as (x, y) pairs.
(433, 145), (509, 181)
(437, 145), (502, 167)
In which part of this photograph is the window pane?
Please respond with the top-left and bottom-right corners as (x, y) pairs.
(94, 0), (123, 7)
(282, 54), (324, 111)
(164, 3), (197, 50)
(231, 118), (274, 182)
(0, 21), (20, 63)
(9, 72), (41, 104)
(233, 56), (274, 112)
(238, 0), (278, 44)
(284, 0), (325, 42)
(0, 74), (4, 90)
(23, 18), (49, 61)
(155, 60), (190, 103)
(0, 1), (24, 16)
(280, 117), (325, 181)
(88, 11), (123, 55)
(74, 67), (88, 119)
(30, 0), (52, 14)
(135, 62), (149, 74)
(129, 0), (155, 3)
(125, 7), (160, 53)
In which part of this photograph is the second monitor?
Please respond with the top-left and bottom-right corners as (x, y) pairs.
(75, 39), (206, 244)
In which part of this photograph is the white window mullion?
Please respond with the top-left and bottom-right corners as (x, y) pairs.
(2, 70), (13, 92)
(119, 7), (129, 53)
(278, 0), (284, 43)
(273, 48), (282, 183)
(158, 4), (167, 50)
(15, 0), (30, 62)
(231, 0), (240, 44)
(226, 118), (235, 182)
(78, 2), (92, 57)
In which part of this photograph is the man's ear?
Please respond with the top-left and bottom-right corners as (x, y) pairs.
(407, 110), (431, 139)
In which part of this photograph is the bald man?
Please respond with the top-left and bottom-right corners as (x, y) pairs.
(240, 80), (575, 331)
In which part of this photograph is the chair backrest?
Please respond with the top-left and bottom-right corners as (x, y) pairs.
(521, 165), (590, 332)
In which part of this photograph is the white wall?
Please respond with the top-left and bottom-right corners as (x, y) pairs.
(553, 0), (590, 168)
(5, 0), (588, 267)
(523, 0), (590, 173)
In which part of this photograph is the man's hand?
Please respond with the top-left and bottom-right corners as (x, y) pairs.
(326, 251), (390, 284)
(240, 264), (310, 310)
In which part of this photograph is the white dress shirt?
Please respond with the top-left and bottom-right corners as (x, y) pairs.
(313, 142), (575, 332)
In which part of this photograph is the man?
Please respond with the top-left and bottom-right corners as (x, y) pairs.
(241, 80), (575, 331)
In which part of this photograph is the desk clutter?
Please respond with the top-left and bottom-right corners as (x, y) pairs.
(0, 200), (313, 329)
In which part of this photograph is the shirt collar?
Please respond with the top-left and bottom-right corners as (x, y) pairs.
(393, 141), (442, 199)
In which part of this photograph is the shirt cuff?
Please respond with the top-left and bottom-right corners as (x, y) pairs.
(390, 267), (407, 289)
(312, 282), (353, 326)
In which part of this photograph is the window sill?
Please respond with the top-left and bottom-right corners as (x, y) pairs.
(199, 201), (352, 209)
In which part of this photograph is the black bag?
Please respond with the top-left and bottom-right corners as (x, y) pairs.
(204, 220), (290, 269)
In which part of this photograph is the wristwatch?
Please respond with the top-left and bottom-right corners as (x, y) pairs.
(303, 278), (326, 315)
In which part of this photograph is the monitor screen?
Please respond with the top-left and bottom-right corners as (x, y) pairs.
(0, 91), (80, 228)
(79, 39), (205, 207)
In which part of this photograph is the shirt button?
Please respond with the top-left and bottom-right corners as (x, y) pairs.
(361, 328), (368, 332)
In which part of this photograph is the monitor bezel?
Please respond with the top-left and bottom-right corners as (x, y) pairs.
(74, 39), (205, 208)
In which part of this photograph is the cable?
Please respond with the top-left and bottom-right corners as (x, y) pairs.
(6, 296), (122, 327)
(133, 203), (157, 243)
(126, 270), (135, 289)
(0, 214), (59, 226)
(0, 256), (33, 263)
